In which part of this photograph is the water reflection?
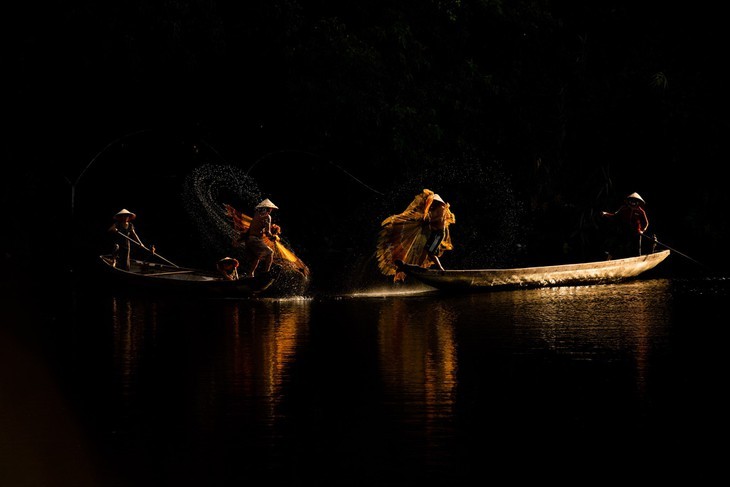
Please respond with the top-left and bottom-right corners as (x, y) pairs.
(110, 296), (312, 431)
(111, 297), (158, 400)
(370, 280), (672, 399)
(548, 281), (667, 403)
(507, 279), (672, 400)
(377, 299), (457, 421)
(96, 277), (716, 484)
(223, 298), (311, 421)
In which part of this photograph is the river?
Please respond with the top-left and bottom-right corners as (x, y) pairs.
(1, 274), (726, 485)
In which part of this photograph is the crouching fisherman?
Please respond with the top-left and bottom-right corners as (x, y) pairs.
(216, 256), (240, 281)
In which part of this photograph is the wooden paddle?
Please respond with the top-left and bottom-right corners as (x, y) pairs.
(115, 231), (180, 268)
(641, 233), (707, 269)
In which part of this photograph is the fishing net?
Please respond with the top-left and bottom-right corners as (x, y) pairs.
(225, 204), (310, 278)
(376, 189), (455, 282)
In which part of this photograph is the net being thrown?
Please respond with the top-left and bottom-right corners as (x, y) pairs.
(376, 189), (455, 283)
(224, 203), (310, 277)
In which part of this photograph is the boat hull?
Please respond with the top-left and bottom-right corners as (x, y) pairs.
(98, 255), (275, 297)
(396, 250), (671, 292)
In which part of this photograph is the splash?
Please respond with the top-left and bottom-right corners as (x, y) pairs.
(181, 163), (309, 296)
(346, 286), (437, 299)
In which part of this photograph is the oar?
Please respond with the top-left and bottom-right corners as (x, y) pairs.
(115, 231), (180, 268)
(641, 233), (707, 270)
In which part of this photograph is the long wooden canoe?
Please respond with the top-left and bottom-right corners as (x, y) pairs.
(98, 255), (276, 297)
(395, 249), (671, 292)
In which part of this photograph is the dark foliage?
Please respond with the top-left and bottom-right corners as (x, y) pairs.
(4, 0), (728, 279)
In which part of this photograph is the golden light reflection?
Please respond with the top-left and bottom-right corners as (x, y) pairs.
(479, 280), (672, 395)
(109, 295), (311, 428)
(377, 299), (458, 423)
(225, 298), (311, 417)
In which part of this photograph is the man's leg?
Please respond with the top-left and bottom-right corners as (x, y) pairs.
(262, 251), (274, 273)
(431, 254), (445, 271)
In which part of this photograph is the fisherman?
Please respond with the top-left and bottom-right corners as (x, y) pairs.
(239, 198), (280, 277)
(376, 189), (455, 283)
(424, 193), (449, 271)
(601, 192), (652, 258)
(216, 256), (240, 281)
(108, 208), (145, 270)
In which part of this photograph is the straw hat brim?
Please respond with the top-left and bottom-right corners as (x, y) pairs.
(626, 193), (645, 205)
(114, 209), (137, 220)
(218, 257), (239, 268)
(255, 198), (279, 210)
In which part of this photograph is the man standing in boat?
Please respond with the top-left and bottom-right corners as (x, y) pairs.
(601, 192), (651, 258)
(424, 193), (449, 271)
(108, 208), (146, 270)
(238, 198), (280, 278)
(376, 189), (455, 282)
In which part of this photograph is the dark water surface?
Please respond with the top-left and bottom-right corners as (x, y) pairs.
(1, 275), (727, 486)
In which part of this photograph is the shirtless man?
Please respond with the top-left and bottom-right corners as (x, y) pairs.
(241, 199), (279, 277)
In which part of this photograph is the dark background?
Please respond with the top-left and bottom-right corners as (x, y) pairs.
(4, 0), (727, 290)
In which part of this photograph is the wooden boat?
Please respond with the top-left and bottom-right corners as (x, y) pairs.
(395, 249), (671, 292)
(98, 255), (276, 297)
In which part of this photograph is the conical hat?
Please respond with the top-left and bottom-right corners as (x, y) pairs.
(256, 198), (279, 210)
(114, 208), (136, 220)
(432, 194), (445, 204)
(218, 256), (239, 268)
(626, 192), (645, 205)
